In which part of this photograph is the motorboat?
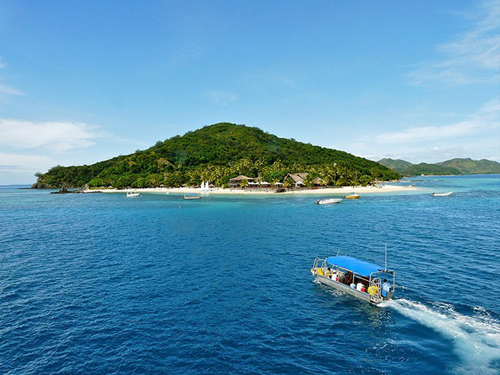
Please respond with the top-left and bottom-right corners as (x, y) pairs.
(126, 192), (140, 198)
(344, 193), (360, 199)
(315, 198), (342, 205)
(311, 255), (395, 304)
(431, 192), (453, 197)
(183, 193), (201, 200)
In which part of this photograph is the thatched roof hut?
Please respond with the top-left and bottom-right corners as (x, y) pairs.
(285, 173), (308, 186)
(229, 175), (256, 182)
(228, 175), (256, 188)
(285, 173), (325, 187)
(312, 177), (326, 186)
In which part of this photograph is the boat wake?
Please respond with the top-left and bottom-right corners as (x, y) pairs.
(380, 299), (500, 374)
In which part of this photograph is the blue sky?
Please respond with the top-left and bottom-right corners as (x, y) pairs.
(0, 0), (499, 184)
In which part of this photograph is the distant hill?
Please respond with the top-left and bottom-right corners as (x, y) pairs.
(33, 123), (400, 188)
(377, 158), (413, 174)
(437, 158), (500, 175)
(404, 163), (461, 176)
(378, 157), (500, 176)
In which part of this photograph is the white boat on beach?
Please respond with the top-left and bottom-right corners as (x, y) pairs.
(432, 192), (453, 197)
(126, 192), (140, 198)
(311, 254), (395, 304)
(316, 198), (342, 205)
(201, 181), (211, 192)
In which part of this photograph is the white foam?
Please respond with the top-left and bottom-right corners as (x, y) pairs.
(383, 299), (500, 374)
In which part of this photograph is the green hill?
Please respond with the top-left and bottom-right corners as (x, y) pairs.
(404, 163), (461, 176)
(33, 123), (400, 188)
(378, 157), (500, 176)
(437, 158), (500, 174)
(377, 158), (413, 174)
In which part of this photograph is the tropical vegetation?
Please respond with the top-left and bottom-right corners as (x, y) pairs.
(33, 123), (401, 189)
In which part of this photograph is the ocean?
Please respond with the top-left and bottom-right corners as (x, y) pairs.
(1, 175), (499, 374)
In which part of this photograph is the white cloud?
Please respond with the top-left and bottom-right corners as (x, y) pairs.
(349, 98), (500, 163)
(0, 82), (23, 96)
(374, 98), (500, 144)
(0, 57), (22, 96)
(207, 90), (238, 106)
(409, 0), (500, 86)
(0, 152), (52, 170)
(0, 119), (105, 152)
(0, 153), (55, 184)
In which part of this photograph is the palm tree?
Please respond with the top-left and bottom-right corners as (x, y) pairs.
(304, 173), (315, 188)
(271, 159), (283, 172)
(320, 176), (328, 187)
(257, 173), (264, 185)
(284, 177), (294, 189)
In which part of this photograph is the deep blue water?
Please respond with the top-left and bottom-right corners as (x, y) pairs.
(1, 175), (499, 374)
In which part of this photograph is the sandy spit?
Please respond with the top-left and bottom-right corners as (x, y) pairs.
(86, 184), (417, 195)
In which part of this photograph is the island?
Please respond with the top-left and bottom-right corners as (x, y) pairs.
(33, 123), (401, 192)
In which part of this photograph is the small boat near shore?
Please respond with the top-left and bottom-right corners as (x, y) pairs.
(126, 192), (140, 198)
(344, 193), (360, 199)
(316, 198), (342, 205)
(183, 193), (201, 200)
(432, 192), (453, 197)
(311, 255), (395, 304)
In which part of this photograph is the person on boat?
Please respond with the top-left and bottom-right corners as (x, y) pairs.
(330, 269), (337, 281)
(337, 271), (343, 282)
(367, 285), (378, 296)
(362, 279), (369, 291)
(368, 284), (378, 296)
(326, 268), (333, 278)
(382, 279), (391, 298)
(344, 272), (353, 286)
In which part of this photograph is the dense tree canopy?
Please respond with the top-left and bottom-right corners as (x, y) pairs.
(33, 123), (401, 188)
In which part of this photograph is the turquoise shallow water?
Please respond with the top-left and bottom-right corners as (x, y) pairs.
(1, 175), (499, 374)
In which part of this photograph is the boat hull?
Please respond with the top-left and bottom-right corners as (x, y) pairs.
(316, 199), (342, 205)
(432, 192), (453, 197)
(314, 275), (389, 304)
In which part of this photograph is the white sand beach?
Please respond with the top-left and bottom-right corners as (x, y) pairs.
(86, 184), (417, 195)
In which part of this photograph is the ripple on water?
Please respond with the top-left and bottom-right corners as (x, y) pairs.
(0, 177), (499, 374)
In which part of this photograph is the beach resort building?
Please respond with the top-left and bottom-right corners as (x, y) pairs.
(229, 173), (325, 189)
(312, 177), (326, 186)
(286, 173), (308, 187)
(228, 175), (257, 188)
(285, 173), (325, 187)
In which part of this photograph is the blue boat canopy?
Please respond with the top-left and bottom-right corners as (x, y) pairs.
(325, 256), (384, 276)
